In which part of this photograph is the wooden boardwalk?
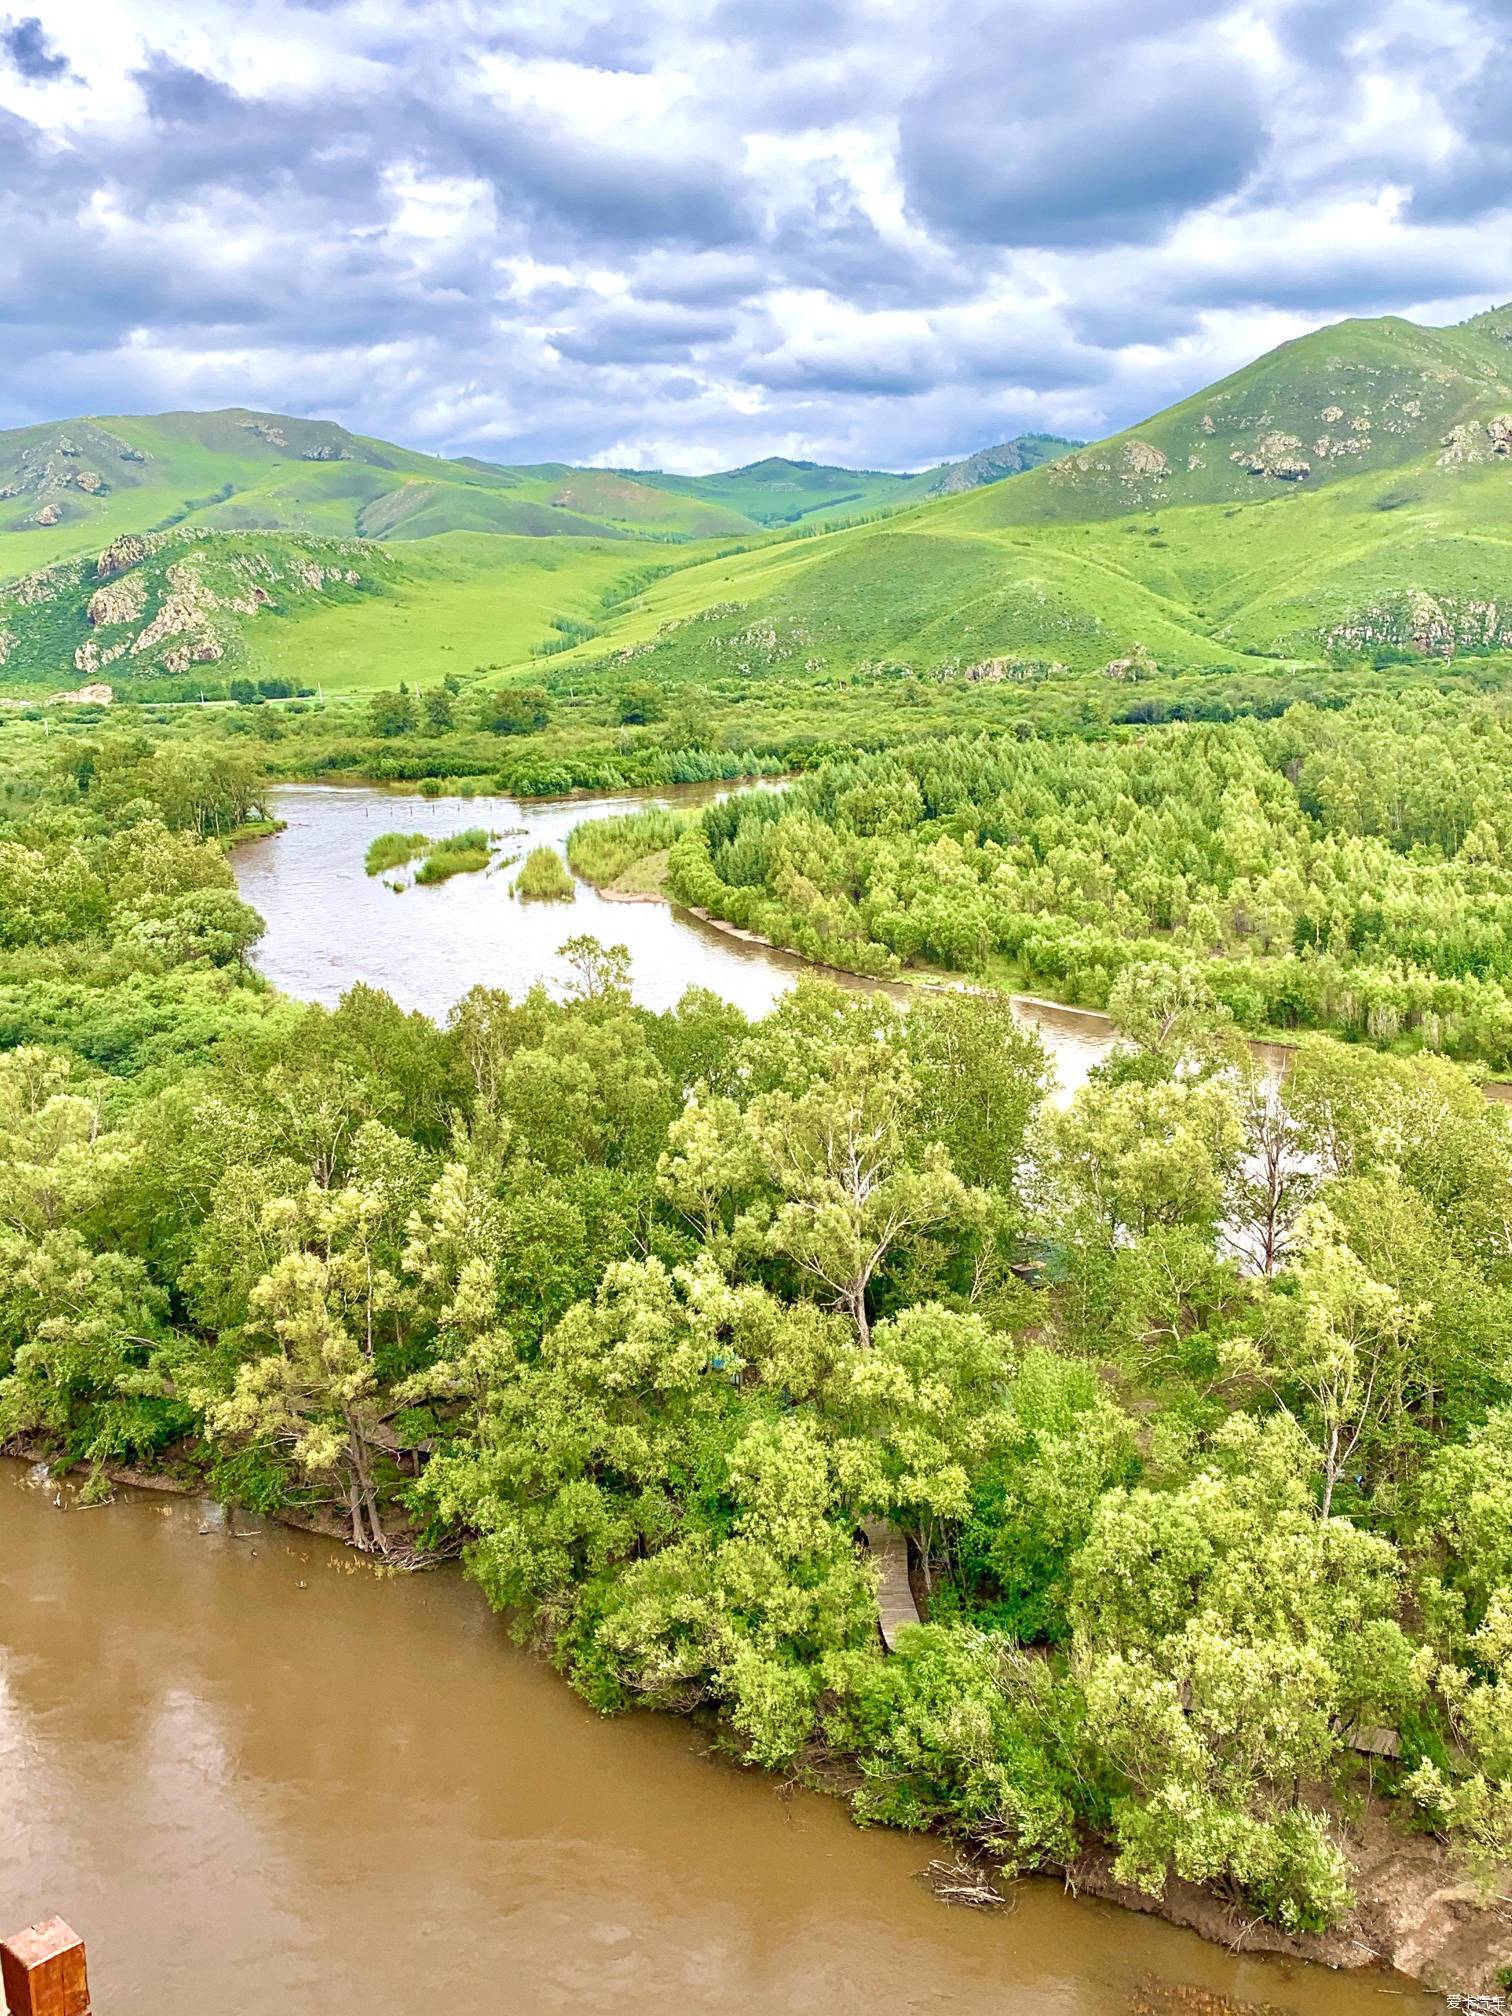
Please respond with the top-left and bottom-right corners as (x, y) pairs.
(862, 1519), (923, 1652)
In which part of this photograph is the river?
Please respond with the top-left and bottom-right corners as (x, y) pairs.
(232, 782), (1117, 1094)
(0, 1464), (1433, 2016)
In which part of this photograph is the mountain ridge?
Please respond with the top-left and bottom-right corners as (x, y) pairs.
(0, 408), (1080, 556)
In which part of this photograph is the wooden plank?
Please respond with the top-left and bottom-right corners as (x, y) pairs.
(862, 1519), (923, 1653)
(1344, 1724), (1402, 1759)
(1, 1918), (91, 2016)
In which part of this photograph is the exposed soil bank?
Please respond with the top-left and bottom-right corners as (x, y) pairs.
(1070, 1820), (1511, 1993)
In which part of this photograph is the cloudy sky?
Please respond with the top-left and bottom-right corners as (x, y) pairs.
(0, 0), (1508, 472)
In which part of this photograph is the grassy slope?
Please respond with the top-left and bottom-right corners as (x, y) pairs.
(973, 311), (1512, 521)
(625, 455), (925, 526)
(0, 406), (1071, 569)
(520, 314), (1512, 684)
(619, 436), (1079, 526)
(251, 533), (663, 692)
(208, 435), (1512, 695)
(3, 314), (1508, 697)
(0, 518), (686, 695)
(0, 409), (767, 563)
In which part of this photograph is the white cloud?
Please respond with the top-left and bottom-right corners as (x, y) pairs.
(0, 0), (1506, 469)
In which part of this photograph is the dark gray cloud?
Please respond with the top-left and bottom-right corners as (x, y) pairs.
(898, 6), (1267, 249)
(437, 107), (756, 251)
(0, 0), (1505, 470)
(2, 13), (70, 80)
(1406, 6), (1512, 223)
(551, 302), (739, 364)
(769, 180), (978, 308)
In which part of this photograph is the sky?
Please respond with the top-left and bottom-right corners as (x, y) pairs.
(0, 0), (1508, 474)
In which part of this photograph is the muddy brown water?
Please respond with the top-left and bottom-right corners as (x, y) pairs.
(0, 1465), (1433, 2016)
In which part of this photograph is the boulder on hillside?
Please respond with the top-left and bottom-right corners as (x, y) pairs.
(97, 533), (148, 577)
(1231, 431), (1311, 480)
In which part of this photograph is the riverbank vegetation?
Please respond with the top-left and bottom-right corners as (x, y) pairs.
(658, 693), (1512, 1069)
(0, 722), (1509, 1958)
(565, 806), (689, 894)
(363, 826), (498, 886)
(412, 828), (494, 885)
(364, 831), (430, 875)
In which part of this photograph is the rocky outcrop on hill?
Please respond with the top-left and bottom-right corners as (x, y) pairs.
(97, 533), (148, 578)
(1102, 645), (1157, 679)
(1439, 415), (1512, 464)
(11, 561), (73, 607)
(920, 435), (1081, 496)
(0, 421), (147, 528)
(1123, 440), (1168, 478)
(1322, 589), (1512, 659)
(1231, 431), (1311, 480)
(85, 574), (147, 628)
(2, 527), (379, 687)
(127, 568), (227, 671)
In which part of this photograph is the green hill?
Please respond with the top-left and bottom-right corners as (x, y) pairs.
(607, 435), (1079, 525)
(0, 408), (706, 563)
(0, 411), (1083, 693)
(606, 454), (916, 527)
(907, 434), (1083, 498)
(0, 410), (1075, 566)
(1, 308), (1508, 702)
(524, 308), (1512, 689)
(974, 310), (1512, 522)
(0, 520), (653, 697)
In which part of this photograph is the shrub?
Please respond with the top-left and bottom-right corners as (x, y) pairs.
(515, 847), (575, 901)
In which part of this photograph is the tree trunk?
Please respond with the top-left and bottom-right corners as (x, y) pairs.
(1320, 1424), (1340, 1520)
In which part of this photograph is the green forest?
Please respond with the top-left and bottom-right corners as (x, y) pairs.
(663, 693), (1512, 1067)
(1, 704), (1510, 1940)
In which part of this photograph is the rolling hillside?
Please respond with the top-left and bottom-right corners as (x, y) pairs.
(1, 307), (1508, 701)
(0, 410), (1078, 693)
(0, 409), (744, 566)
(0, 408), (1077, 563)
(978, 305), (1512, 522)
(523, 307), (1512, 689)
(611, 434), (1077, 526)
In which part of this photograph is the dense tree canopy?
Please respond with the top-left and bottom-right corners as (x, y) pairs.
(1, 706), (1510, 1938)
(667, 695), (1512, 1066)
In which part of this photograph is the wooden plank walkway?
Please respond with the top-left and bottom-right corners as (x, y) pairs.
(862, 1519), (923, 1652)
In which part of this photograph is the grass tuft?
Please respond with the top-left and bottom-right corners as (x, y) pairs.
(365, 830), (432, 875)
